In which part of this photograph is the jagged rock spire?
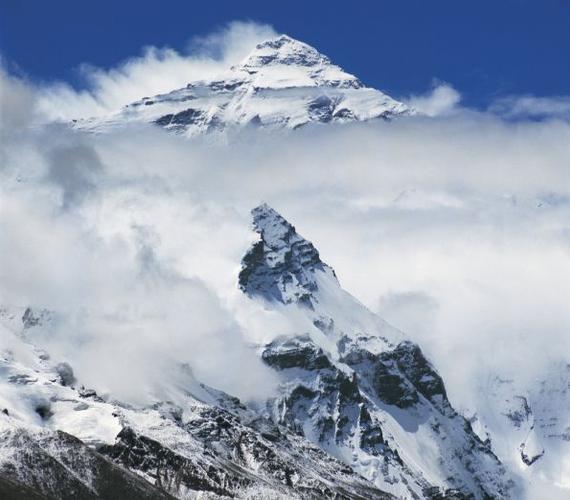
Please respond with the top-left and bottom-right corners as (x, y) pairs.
(238, 204), (336, 307)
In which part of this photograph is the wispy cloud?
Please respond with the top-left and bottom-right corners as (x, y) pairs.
(34, 21), (277, 121)
(489, 94), (570, 120)
(406, 82), (462, 116)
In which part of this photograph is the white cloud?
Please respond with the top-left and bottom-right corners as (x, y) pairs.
(0, 188), (277, 404)
(490, 94), (570, 120)
(4, 104), (570, 406)
(35, 21), (277, 121)
(0, 64), (38, 131)
(377, 290), (439, 338)
(187, 20), (278, 64)
(406, 82), (461, 116)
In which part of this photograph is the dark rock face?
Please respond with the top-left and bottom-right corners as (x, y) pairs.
(393, 342), (447, 402)
(308, 96), (337, 123)
(372, 363), (420, 409)
(423, 486), (475, 500)
(21, 308), (52, 329)
(22, 308), (41, 328)
(207, 80), (245, 92)
(520, 443), (544, 466)
(154, 108), (204, 129)
(238, 204), (336, 307)
(333, 108), (357, 120)
(99, 405), (393, 500)
(0, 428), (173, 500)
(263, 335), (332, 370)
(101, 427), (249, 498)
(339, 340), (447, 410)
(56, 362), (76, 387)
(505, 396), (532, 428)
(359, 405), (389, 457)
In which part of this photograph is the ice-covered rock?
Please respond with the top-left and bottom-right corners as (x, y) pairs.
(75, 35), (412, 136)
(239, 203), (336, 307)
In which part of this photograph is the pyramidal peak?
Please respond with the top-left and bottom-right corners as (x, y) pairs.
(250, 202), (302, 248)
(232, 34), (363, 90)
(239, 203), (404, 347)
(239, 203), (336, 307)
(76, 34), (412, 135)
(236, 34), (335, 71)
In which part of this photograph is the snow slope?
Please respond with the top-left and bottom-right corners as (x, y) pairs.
(75, 35), (412, 136)
(0, 307), (393, 499)
(468, 366), (570, 497)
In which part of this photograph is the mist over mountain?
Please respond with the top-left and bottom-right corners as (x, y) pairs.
(1, 22), (570, 500)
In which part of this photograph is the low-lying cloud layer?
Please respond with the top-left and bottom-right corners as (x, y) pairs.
(2, 22), (570, 424)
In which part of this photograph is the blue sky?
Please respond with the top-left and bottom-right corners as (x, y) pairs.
(1, 0), (569, 108)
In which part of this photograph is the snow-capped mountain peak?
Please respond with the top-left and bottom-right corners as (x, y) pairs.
(238, 35), (333, 69)
(239, 205), (515, 499)
(231, 34), (362, 90)
(239, 203), (336, 307)
(75, 34), (412, 135)
(251, 203), (295, 243)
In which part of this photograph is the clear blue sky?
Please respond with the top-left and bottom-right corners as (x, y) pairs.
(1, 0), (569, 107)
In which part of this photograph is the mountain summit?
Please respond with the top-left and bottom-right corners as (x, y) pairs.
(239, 203), (336, 307)
(76, 34), (412, 135)
(232, 35), (363, 89)
(239, 35), (338, 69)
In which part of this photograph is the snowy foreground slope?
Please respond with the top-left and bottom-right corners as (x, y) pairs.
(0, 307), (390, 499)
(75, 35), (412, 135)
(467, 366), (570, 496)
